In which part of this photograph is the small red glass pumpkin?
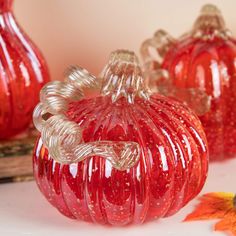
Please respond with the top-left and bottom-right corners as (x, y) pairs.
(141, 4), (236, 160)
(33, 50), (208, 225)
(0, 0), (49, 139)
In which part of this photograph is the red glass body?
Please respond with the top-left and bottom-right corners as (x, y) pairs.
(0, 0), (49, 139)
(162, 36), (236, 160)
(33, 94), (208, 225)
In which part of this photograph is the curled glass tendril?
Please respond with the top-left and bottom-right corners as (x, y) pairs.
(33, 51), (142, 171)
(141, 28), (212, 116)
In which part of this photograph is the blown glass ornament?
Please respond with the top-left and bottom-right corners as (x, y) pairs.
(33, 50), (208, 225)
(141, 4), (236, 160)
(0, 0), (49, 139)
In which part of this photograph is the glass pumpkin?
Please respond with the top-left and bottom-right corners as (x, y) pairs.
(141, 4), (236, 161)
(33, 50), (208, 225)
(0, 0), (49, 139)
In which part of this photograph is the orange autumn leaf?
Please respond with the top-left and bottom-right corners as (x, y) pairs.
(184, 192), (236, 236)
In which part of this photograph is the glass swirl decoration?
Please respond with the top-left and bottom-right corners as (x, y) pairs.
(141, 4), (236, 160)
(33, 49), (208, 225)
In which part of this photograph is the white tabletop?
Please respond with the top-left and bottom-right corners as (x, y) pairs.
(0, 158), (235, 236)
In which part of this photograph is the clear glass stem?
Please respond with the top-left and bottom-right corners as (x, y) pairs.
(33, 54), (142, 170)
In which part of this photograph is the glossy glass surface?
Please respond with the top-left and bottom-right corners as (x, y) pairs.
(0, 0), (49, 139)
(141, 5), (236, 160)
(162, 37), (236, 160)
(33, 94), (208, 225)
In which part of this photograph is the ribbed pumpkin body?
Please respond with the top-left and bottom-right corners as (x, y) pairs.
(162, 37), (236, 160)
(33, 94), (208, 225)
(0, 0), (49, 139)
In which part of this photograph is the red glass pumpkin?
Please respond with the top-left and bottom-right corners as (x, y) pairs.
(0, 0), (49, 139)
(33, 50), (208, 225)
(141, 4), (236, 160)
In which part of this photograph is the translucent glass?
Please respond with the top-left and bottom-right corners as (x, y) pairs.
(33, 50), (208, 225)
(141, 4), (236, 160)
(0, 0), (49, 139)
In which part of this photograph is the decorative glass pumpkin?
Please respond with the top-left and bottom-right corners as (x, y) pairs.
(0, 0), (49, 139)
(141, 4), (236, 160)
(33, 50), (208, 225)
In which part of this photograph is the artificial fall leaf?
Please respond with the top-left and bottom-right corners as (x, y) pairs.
(184, 192), (236, 236)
